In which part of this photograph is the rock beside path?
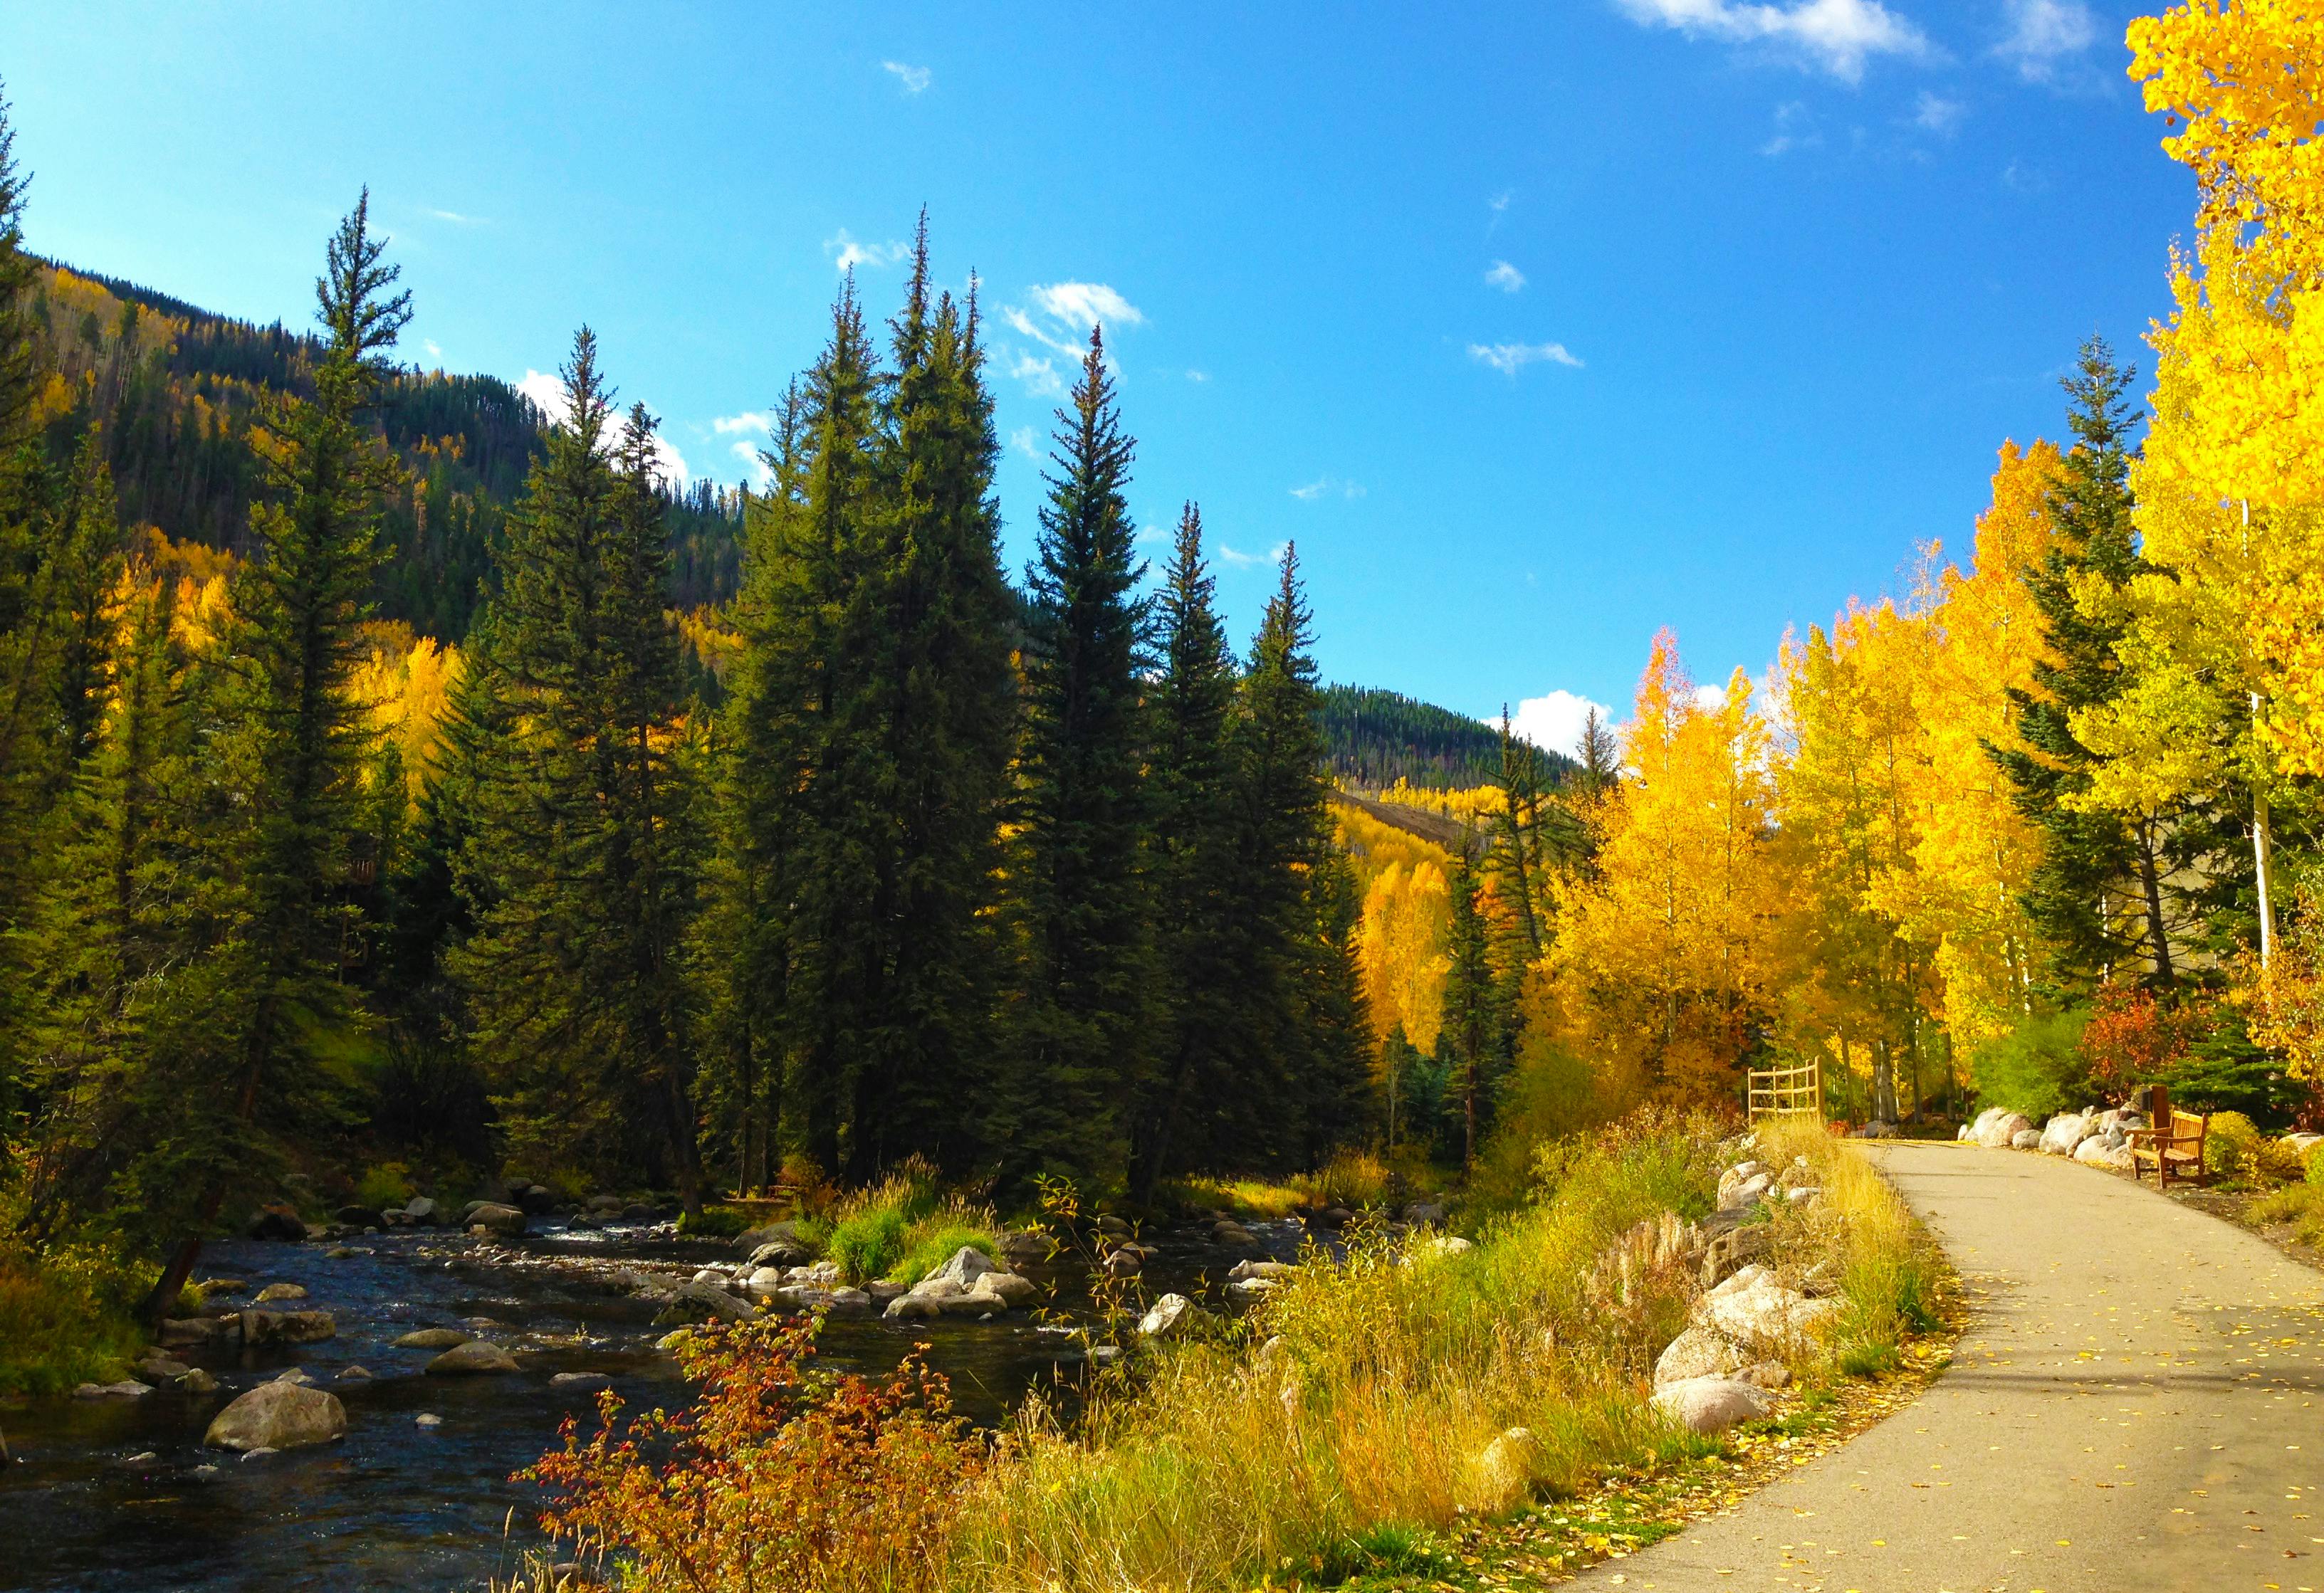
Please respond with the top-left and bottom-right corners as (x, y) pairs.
(1652, 1375), (1773, 1434)
(203, 1381), (347, 1451)
(1692, 1264), (1836, 1349)
(2038, 1113), (2094, 1157)
(1655, 1325), (1747, 1387)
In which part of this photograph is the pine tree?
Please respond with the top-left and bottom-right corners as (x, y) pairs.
(1131, 503), (1240, 1194)
(1440, 843), (1497, 1169)
(454, 337), (707, 1209)
(1003, 327), (1151, 1188)
(145, 194), (410, 1315)
(1989, 337), (2185, 989)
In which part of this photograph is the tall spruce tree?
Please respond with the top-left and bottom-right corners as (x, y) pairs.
(1441, 842), (1496, 1169)
(1003, 327), (1151, 1188)
(145, 194), (409, 1315)
(1989, 338), (2184, 989)
(454, 337), (708, 1209)
(1131, 503), (1240, 1194)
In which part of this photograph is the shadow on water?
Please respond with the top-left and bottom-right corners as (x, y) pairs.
(0, 1214), (1315, 1592)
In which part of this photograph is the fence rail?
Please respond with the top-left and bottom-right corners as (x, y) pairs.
(1747, 1057), (1823, 1123)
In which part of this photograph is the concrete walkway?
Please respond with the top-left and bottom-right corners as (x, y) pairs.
(1570, 1140), (2324, 1592)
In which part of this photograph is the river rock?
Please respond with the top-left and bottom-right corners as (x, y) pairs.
(884, 1291), (943, 1321)
(998, 1230), (1051, 1265)
(1228, 1259), (1294, 1283)
(337, 1366), (373, 1380)
(1415, 1235), (1475, 1261)
(1211, 1220), (1256, 1246)
(414, 1413), (442, 1428)
(426, 1339), (518, 1374)
(250, 1309), (336, 1345)
(273, 1367), (313, 1385)
(1140, 1293), (1200, 1339)
(516, 1184), (559, 1216)
(2038, 1113), (2093, 1156)
(204, 1381), (347, 1451)
(134, 1355), (192, 1386)
(403, 1196), (439, 1224)
(1403, 1200), (1448, 1225)
(157, 1316), (225, 1349)
(393, 1328), (473, 1350)
(1652, 1375), (1774, 1434)
(1654, 1326), (1747, 1387)
(1975, 1110), (2032, 1149)
(74, 1379), (152, 1399)
(666, 1280), (758, 1320)
(464, 1202), (527, 1236)
(178, 1367), (219, 1394)
(1692, 1265), (1836, 1349)
(253, 1282), (307, 1303)
(552, 1372), (613, 1392)
(924, 1246), (1003, 1291)
(1102, 1248), (1143, 1278)
(966, 1271), (1036, 1308)
(744, 1239), (811, 1269)
(246, 1204), (308, 1241)
(743, 1266), (789, 1293)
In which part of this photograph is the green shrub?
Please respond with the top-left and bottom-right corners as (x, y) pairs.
(2204, 1111), (2262, 1179)
(353, 1160), (416, 1212)
(888, 1222), (1004, 1286)
(0, 1241), (148, 1396)
(1970, 1010), (2093, 1122)
(676, 1205), (755, 1238)
(2306, 1143), (2324, 1187)
(2249, 1180), (2324, 1246)
(830, 1205), (911, 1283)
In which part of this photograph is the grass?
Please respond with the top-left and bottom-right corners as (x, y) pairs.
(946, 1111), (1936, 1593)
(0, 1239), (148, 1396)
(1163, 1151), (1398, 1223)
(674, 1204), (755, 1238)
(2249, 1179), (2324, 1246)
(812, 1162), (1003, 1285)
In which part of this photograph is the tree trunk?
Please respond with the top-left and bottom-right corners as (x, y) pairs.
(2137, 821), (2176, 987)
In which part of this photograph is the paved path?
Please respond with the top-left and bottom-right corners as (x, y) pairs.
(1571, 1140), (2324, 1593)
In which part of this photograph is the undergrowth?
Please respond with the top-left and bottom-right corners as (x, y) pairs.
(0, 1236), (147, 1395)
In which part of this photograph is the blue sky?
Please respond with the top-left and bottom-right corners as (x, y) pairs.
(3, 1), (2187, 753)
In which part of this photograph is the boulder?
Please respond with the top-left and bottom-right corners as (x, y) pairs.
(2075, 1137), (2134, 1172)
(157, 1317), (227, 1349)
(1715, 1161), (1770, 1206)
(1139, 1293), (1200, 1339)
(414, 1412), (443, 1429)
(743, 1266), (789, 1293)
(968, 1271), (1037, 1308)
(1402, 1201), (1448, 1225)
(1211, 1220), (1256, 1244)
(1312, 1206), (1355, 1229)
(1102, 1248), (1143, 1278)
(253, 1283), (308, 1304)
(1469, 1426), (1539, 1508)
(668, 1281), (757, 1321)
(393, 1328), (473, 1350)
(263, 1310), (337, 1345)
(2010, 1128), (2043, 1150)
(246, 1204), (308, 1241)
(73, 1379), (152, 1399)
(1742, 1360), (1792, 1389)
(1654, 1326), (1747, 1387)
(464, 1202), (527, 1236)
(1653, 1375), (1774, 1434)
(203, 1381), (348, 1451)
(1228, 1259), (1294, 1283)
(178, 1368), (219, 1394)
(337, 1366), (373, 1381)
(1698, 1223), (1771, 1290)
(1094, 1215), (1131, 1237)
(273, 1367), (314, 1386)
(1228, 1277), (1280, 1301)
(923, 1246), (1003, 1292)
(884, 1292), (943, 1321)
(404, 1196), (439, 1224)
(1415, 1235), (1475, 1262)
(2038, 1113), (2093, 1156)
(425, 1340), (518, 1374)
(134, 1355), (193, 1386)
(1975, 1112), (2032, 1149)
(552, 1372), (614, 1392)
(1692, 1265), (1837, 1350)
(745, 1239), (812, 1269)
(998, 1230), (1052, 1265)
(589, 1194), (627, 1214)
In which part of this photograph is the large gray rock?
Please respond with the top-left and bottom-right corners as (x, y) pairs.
(667, 1281), (757, 1321)
(923, 1246), (1002, 1291)
(967, 1271), (1037, 1308)
(1228, 1259), (1294, 1283)
(1976, 1111), (2033, 1149)
(1692, 1265), (1837, 1350)
(464, 1202), (527, 1236)
(2075, 1136), (2134, 1171)
(744, 1239), (811, 1269)
(244, 1308), (335, 1346)
(1699, 1222), (1771, 1290)
(2010, 1128), (2043, 1150)
(1652, 1375), (1774, 1434)
(203, 1381), (347, 1451)
(1139, 1293), (1200, 1339)
(404, 1196), (439, 1224)
(1715, 1161), (1770, 1208)
(425, 1339), (518, 1374)
(253, 1283), (307, 1303)
(884, 1291), (944, 1321)
(393, 1328), (473, 1350)
(1654, 1326), (1747, 1387)
(2038, 1113), (2093, 1157)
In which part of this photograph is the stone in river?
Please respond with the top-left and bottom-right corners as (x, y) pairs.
(253, 1283), (308, 1303)
(551, 1372), (613, 1392)
(203, 1381), (348, 1451)
(393, 1328), (473, 1350)
(425, 1339), (519, 1374)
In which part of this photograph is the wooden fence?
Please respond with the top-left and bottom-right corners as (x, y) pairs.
(1747, 1056), (1823, 1123)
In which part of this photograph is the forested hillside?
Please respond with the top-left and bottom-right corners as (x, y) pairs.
(1319, 683), (1576, 789)
(26, 259), (743, 638)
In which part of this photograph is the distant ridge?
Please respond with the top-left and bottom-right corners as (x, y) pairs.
(1319, 683), (1572, 792)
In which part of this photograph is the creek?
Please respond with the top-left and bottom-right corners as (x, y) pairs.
(0, 1213), (1310, 1592)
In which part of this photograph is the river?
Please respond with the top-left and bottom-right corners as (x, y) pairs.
(0, 1213), (1310, 1591)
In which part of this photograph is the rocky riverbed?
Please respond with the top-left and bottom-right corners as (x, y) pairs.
(0, 1206), (1331, 1591)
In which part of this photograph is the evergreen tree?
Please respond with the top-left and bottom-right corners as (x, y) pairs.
(1989, 338), (2185, 989)
(454, 337), (707, 1209)
(1003, 327), (1151, 1187)
(1440, 843), (1497, 1169)
(145, 194), (409, 1315)
(1131, 503), (1240, 1194)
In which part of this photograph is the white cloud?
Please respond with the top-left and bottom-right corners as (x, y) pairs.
(1185, 368), (1210, 382)
(1693, 680), (1731, 710)
(422, 338), (444, 364)
(1485, 259), (1527, 293)
(1000, 281), (1143, 393)
(1490, 189), (1513, 213)
(426, 208), (482, 225)
(1616, 0), (1930, 83)
(1760, 98), (1822, 155)
(1468, 340), (1584, 374)
(825, 228), (911, 273)
(1994, 0), (2093, 82)
(1006, 350), (1064, 397)
(1218, 541), (1289, 568)
(1289, 476), (1365, 502)
(1008, 425), (1040, 461)
(515, 368), (691, 487)
(882, 60), (932, 93)
(1912, 90), (1965, 133)
(1026, 282), (1144, 335)
(1510, 690), (1616, 759)
(713, 411), (773, 436)
(730, 438), (773, 488)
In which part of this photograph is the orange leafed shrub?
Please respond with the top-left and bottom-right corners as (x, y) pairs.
(518, 1318), (982, 1593)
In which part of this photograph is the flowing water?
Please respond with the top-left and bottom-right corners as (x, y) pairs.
(0, 1214), (1312, 1592)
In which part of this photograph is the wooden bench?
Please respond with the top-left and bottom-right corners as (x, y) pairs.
(2127, 1087), (2208, 1188)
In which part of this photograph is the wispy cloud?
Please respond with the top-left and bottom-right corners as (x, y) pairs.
(1008, 426), (1040, 461)
(516, 369), (691, 486)
(1761, 99), (1821, 156)
(1000, 281), (1144, 392)
(1289, 476), (1366, 503)
(713, 411), (774, 436)
(825, 228), (911, 273)
(1994, 0), (2093, 83)
(1490, 190), (1514, 214)
(1185, 368), (1210, 383)
(1218, 541), (1289, 568)
(730, 438), (773, 488)
(1912, 90), (1965, 134)
(1485, 259), (1527, 293)
(1616, 0), (1930, 83)
(1468, 341), (1584, 375)
(422, 338), (444, 364)
(882, 60), (932, 94)
(1007, 351), (1064, 398)
(426, 208), (483, 225)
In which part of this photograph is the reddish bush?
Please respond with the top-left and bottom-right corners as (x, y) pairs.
(520, 1317), (981, 1593)
(2078, 985), (2205, 1092)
